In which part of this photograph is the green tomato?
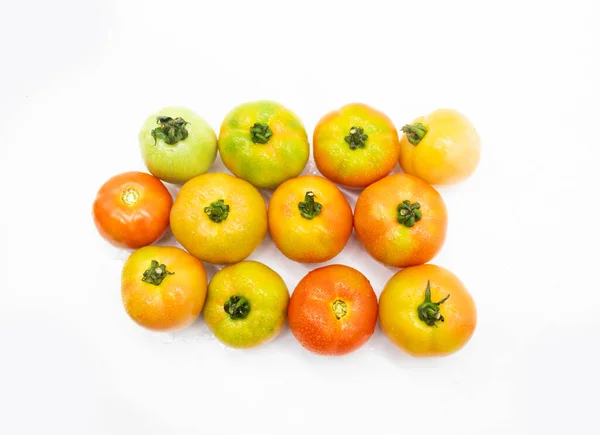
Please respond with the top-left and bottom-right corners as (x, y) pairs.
(203, 261), (289, 348)
(139, 106), (217, 184)
(218, 101), (310, 189)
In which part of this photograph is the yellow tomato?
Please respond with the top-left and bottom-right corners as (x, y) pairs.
(170, 173), (267, 264)
(378, 264), (476, 357)
(399, 109), (481, 185)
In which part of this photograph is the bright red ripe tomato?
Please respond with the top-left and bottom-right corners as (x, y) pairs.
(93, 171), (172, 249)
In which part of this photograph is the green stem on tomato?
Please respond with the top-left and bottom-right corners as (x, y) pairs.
(151, 116), (189, 145)
(249, 122), (273, 144)
(142, 260), (174, 286)
(204, 199), (230, 223)
(224, 296), (251, 320)
(344, 126), (368, 150)
(396, 200), (423, 227)
(417, 281), (450, 327)
(298, 191), (323, 220)
(401, 122), (428, 145)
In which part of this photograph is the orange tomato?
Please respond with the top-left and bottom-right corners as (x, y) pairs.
(268, 175), (353, 263)
(121, 246), (207, 332)
(399, 108), (481, 185)
(288, 265), (378, 356)
(378, 264), (477, 357)
(354, 174), (447, 268)
(93, 171), (172, 249)
(313, 103), (401, 187)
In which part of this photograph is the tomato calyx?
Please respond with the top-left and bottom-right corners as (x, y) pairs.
(250, 122), (273, 144)
(344, 126), (368, 150)
(298, 191), (323, 220)
(224, 295), (251, 320)
(151, 116), (189, 145)
(142, 260), (175, 286)
(332, 299), (348, 320)
(401, 122), (428, 145)
(204, 199), (230, 223)
(121, 188), (140, 205)
(418, 281), (450, 327)
(397, 200), (422, 227)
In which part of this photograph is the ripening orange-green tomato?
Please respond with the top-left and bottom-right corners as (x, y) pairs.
(354, 174), (447, 268)
(378, 264), (477, 357)
(313, 103), (401, 187)
(121, 246), (207, 332)
(268, 175), (353, 263)
(170, 173), (268, 264)
(399, 108), (481, 185)
(218, 101), (310, 189)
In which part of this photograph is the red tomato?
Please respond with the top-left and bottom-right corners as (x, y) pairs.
(93, 171), (172, 249)
(288, 265), (378, 356)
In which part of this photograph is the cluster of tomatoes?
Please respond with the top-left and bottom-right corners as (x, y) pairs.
(93, 101), (480, 358)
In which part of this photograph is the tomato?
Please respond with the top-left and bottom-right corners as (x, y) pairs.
(288, 265), (378, 356)
(203, 261), (289, 348)
(218, 101), (310, 188)
(268, 175), (353, 263)
(354, 174), (447, 268)
(170, 172), (267, 264)
(139, 106), (217, 184)
(92, 171), (172, 249)
(121, 246), (207, 332)
(378, 264), (477, 357)
(313, 103), (401, 187)
(399, 108), (481, 185)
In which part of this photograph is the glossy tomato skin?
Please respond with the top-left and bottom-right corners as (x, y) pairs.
(268, 175), (353, 263)
(399, 109), (481, 185)
(121, 246), (208, 332)
(218, 101), (309, 189)
(313, 103), (401, 187)
(378, 264), (477, 357)
(93, 171), (172, 249)
(354, 174), (447, 268)
(288, 265), (378, 356)
(203, 261), (289, 348)
(139, 106), (217, 184)
(170, 173), (267, 264)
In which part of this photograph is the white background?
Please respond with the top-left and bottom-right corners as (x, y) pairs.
(1, 0), (599, 433)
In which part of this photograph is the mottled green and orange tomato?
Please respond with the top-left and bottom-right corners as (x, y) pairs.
(354, 174), (447, 268)
(399, 108), (481, 185)
(170, 173), (267, 264)
(218, 101), (310, 189)
(313, 103), (401, 187)
(378, 264), (477, 357)
(268, 175), (353, 263)
(121, 246), (207, 332)
(204, 261), (289, 348)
